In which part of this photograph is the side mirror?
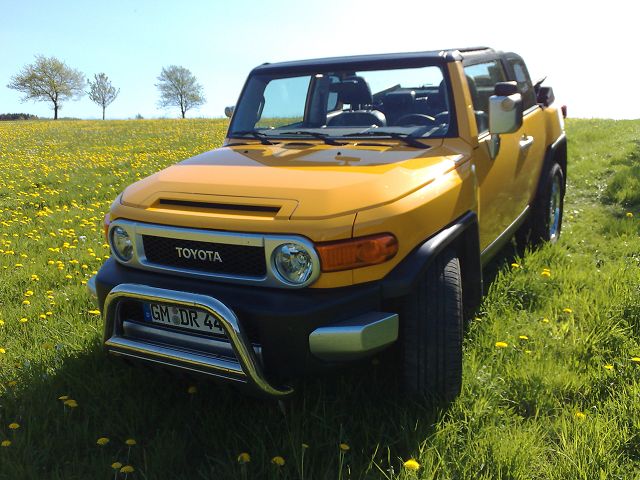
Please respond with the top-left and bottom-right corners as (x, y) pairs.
(224, 105), (235, 118)
(489, 82), (523, 134)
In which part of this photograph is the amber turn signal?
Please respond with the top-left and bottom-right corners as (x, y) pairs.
(103, 213), (111, 243)
(316, 234), (398, 272)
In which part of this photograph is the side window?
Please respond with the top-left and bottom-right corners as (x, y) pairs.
(508, 58), (536, 110)
(463, 60), (507, 134)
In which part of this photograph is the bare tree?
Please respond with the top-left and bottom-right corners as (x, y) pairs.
(7, 55), (85, 120)
(156, 65), (205, 118)
(87, 73), (120, 120)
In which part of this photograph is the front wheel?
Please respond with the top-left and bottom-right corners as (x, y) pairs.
(400, 249), (463, 403)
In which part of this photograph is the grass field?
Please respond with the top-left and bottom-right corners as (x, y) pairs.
(0, 118), (639, 479)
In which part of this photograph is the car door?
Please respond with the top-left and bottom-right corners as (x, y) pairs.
(464, 59), (530, 251)
(504, 54), (547, 207)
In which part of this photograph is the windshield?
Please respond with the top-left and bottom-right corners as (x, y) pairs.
(229, 65), (453, 140)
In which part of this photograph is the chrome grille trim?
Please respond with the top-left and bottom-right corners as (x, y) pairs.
(108, 219), (321, 289)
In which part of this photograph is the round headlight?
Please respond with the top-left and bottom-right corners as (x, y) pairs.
(272, 243), (314, 285)
(111, 226), (133, 262)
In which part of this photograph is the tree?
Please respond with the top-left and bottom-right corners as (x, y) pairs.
(156, 65), (205, 118)
(6, 55), (85, 120)
(87, 73), (120, 120)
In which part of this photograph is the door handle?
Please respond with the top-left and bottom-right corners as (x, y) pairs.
(519, 135), (534, 150)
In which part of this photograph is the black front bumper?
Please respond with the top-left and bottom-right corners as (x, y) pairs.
(95, 259), (384, 381)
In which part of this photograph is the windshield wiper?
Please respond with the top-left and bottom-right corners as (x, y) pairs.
(230, 130), (276, 145)
(279, 130), (346, 146)
(342, 126), (432, 149)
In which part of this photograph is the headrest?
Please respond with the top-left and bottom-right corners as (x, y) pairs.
(383, 90), (415, 109)
(330, 76), (372, 107)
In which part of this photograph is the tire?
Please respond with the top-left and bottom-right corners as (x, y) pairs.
(401, 249), (463, 403)
(517, 162), (565, 247)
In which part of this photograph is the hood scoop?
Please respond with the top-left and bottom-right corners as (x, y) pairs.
(157, 199), (280, 217)
(137, 192), (298, 221)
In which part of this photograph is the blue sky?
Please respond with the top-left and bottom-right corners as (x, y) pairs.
(1, 0), (636, 120)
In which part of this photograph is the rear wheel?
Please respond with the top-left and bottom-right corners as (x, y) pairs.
(517, 162), (565, 247)
(400, 249), (463, 403)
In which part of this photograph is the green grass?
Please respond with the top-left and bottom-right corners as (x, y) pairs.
(0, 118), (639, 479)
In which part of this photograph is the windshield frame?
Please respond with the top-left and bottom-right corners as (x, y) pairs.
(227, 58), (458, 141)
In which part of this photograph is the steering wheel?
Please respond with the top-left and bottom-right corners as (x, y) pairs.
(394, 114), (436, 126)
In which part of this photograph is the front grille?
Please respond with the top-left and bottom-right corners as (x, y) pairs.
(142, 235), (266, 277)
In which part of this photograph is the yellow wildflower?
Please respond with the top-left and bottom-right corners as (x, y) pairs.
(111, 462), (123, 470)
(125, 438), (137, 446)
(1, 440), (11, 447)
(87, 309), (101, 315)
(187, 385), (197, 394)
(339, 443), (350, 452)
(64, 399), (78, 408)
(541, 270), (551, 277)
(563, 308), (573, 314)
(518, 335), (529, 340)
(19, 318), (28, 323)
(0, 348), (5, 354)
(271, 456), (285, 466)
(631, 357), (640, 363)
(604, 364), (614, 371)
(97, 437), (110, 446)
(302, 443), (309, 449)
(120, 466), (135, 474)
(542, 318), (550, 323)
(8, 423), (20, 430)
(575, 411), (586, 420)
(511, 262), (520, 268)
(403, 459), (420, 471)
(58, 395), (69, 401)
(237, 452), (251, 464)
(495, 341), (508, 348)
(626, 212), (634, 218)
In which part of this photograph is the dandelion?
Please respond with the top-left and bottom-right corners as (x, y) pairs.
(64, 399), (78, 408)
(111, 462), (123, 469)
(302, 443), (309, 449)
(7, 381), (17, 387)
(626, 212), (634, 218)
(541, 270), (551, 277)
(542, 317), (550, 323)
(19, 318), (28, 323)
(403, 459), (420, 471)
(8, 423), (20, 430)
(0, 320), (4, 326)
(563, 308), (573, 314)
(22, 300), (30, 305)
(518, 335), (529, 340)
(271, 456), (285, 466)
(339, 443), (350, 452)
(631, 357), (640, 363)
(604, 364), (614, 371)
(125, 438), (137, 446)
(97, 437), (110, 446)
(187, 385), (197, 394)
(0, 348), (5, 354)
(575, 411), (586, 420)
(1, 440), (11, 447)
(237, 452), (251, 464)
(511, 262), (520, 269)
(88, 309), (101, 315)
(495, 341), (508, 348)
(120, 465), (135, 473)
(58, 395), (69, 401)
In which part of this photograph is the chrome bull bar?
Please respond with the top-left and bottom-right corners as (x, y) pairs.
(102, 284), (293, 397)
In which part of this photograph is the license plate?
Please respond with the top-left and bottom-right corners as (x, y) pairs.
(142, 303), (226, 337)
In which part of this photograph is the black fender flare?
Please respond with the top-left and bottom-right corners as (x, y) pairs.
(534, 133), (567, 202)
(381, 211), (483, 311)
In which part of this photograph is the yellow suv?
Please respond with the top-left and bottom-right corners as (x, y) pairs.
(90, 47), (566, 401)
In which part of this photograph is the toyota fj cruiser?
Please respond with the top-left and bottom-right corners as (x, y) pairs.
(90, 47), (566, 401)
